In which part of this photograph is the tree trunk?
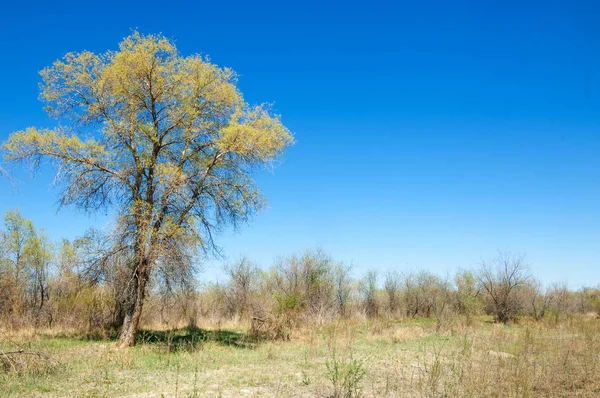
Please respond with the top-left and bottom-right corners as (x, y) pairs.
(497, 307), (510, 324)
(117, 259), (151, 348)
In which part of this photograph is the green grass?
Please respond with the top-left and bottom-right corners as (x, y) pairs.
(2, 316), (599, 397)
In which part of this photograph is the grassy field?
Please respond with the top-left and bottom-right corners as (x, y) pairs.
(2, 316), (599, 397)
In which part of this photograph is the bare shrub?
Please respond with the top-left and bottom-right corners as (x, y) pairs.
(478, 250), (531, 323)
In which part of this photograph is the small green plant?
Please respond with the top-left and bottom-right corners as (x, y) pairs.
(416, 343), (445, 397)
(186, 364), (200, 398)
(325, 347), (366, 398)
(301, 348), (311, 386)
(460, 333), (474, 357)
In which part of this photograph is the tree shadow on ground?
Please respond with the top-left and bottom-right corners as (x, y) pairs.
(135, 326), (257, 351)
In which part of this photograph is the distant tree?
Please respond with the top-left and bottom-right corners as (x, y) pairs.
(431, 276), (452, 332)
(24, 227), (53, 324)
(223, 257), (258, 319)
(0, 210), (29, 322)
(585, 287), (600, 317)
(524, 279), (555, 321)
(415, 271), (442, 318)
(454, 270), (480, 325)
(401, 270), (445, 318)
(2, 32), (293, 346)
(360, 271), (378, 318)
(478, 251), (531, 324)
(0, 209), (53, 326)
(547, 281), (571, 320)
(272, 249), (335, 318)
(333, 263), (353, 317)
(384, 270), (401, 316)
(154, 238), (199, 328)
(402, 272), (418, 317)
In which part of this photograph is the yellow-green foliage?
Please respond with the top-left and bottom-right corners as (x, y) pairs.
(3, 31), (293, 255)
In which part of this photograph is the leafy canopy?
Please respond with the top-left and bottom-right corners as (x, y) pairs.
(3, 32), (293, 259)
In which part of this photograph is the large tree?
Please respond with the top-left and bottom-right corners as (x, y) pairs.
(3, 32), (293, 347)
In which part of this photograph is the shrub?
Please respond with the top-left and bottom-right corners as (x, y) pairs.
(325, 347), (366, 398)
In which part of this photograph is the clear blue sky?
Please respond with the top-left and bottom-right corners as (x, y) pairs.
(1, 0), (599, 287)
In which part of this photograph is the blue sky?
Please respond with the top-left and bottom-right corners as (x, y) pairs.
(1, 0), (599, 286)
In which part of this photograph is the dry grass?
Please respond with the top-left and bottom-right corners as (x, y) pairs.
(1, 315), (599, 397)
